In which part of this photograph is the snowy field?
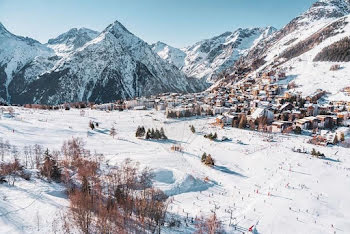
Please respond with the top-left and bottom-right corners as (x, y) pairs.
(0, 107), (350, 233)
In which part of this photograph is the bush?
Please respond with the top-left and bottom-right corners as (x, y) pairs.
(204, 155), (215, 167)
(201, 153), (215, 167)
(204, 133), (217, 141)
(311, 148), (325, 158)
(0, 159), (23, 186)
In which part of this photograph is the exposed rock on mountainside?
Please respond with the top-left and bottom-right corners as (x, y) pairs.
(1, 21), (206, 105)
(153, 27), (276, 82)
(47, 28), (99, 56)
(0, 22), (53, 102)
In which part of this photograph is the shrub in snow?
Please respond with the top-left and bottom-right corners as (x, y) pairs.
(204, 132), (217, 141)
(201, 153), (215, 167)
(311, 148), (325, 158)
(0, 159), (23, 186)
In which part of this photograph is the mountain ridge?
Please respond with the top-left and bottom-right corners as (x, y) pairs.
(1, 21), (206, 105)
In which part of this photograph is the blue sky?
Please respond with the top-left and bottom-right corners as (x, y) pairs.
(0, 0), (316, 48)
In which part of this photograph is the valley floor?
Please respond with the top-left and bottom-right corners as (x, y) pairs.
(0, 107), (349, 233)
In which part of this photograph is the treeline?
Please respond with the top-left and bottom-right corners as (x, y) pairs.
(279, 18), (347, 61)
(23, 102), (94, 110)
(314, 37), (350, 62)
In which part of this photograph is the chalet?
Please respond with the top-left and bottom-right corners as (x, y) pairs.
(304, 117), (320, 129)
(251, 107), (274, 122)
(306, 89), (326, 103)
(305, 104), (318, 116)
(271, 121), (293, 133)
(296, 119), (312, 130)
(317, 115), (334, 129)
(155, 103), (166, 111)
(337, 112), (350, 120)
(279, 103), (293, 112)
(320, 130), (337, 144)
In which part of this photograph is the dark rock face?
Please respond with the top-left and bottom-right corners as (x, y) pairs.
(0, 65), (7, 101)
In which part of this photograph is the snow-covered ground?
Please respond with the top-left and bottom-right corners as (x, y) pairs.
(1, 107), (350, 233)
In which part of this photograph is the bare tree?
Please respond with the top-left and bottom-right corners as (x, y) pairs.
(110, 126), (117, 138)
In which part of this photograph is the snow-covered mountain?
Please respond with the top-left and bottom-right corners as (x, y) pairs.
(228, 0), (350, 101)
(0, 21), (206, 105)
(6, 21), (205, 105)
(152, 41), (186, 69)
(47, 28), (99, 56)
(0, 22), (53, 103)
(153, 27), (276, 82)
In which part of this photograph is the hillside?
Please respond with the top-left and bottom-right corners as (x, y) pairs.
(228, 0), (350, 101)
(153, 27), (276, 82)
(0, 107), (349, 233)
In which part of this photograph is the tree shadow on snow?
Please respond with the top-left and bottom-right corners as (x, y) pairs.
(322, 157), (340, 163)
(214, 165), (247, 178)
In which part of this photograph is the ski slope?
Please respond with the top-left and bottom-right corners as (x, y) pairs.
(0, 107), (350, 233)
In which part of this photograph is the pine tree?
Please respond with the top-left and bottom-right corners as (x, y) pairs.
(146, 129), (151, 139)
(151, 129), (155, 139)
(201, 153), (207, 162)
(155, 129), (161, 139)
(311, 148), (317, 156)
(89, 121), (95, 130)
(136, 126), (146, 138)
(40, 149), (61, 182)
(190, 125), (196, 133)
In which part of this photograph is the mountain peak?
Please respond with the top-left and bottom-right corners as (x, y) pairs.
(104, 20), (132, 36)
(303, 0), (350, 21)
(48, 27), (99, 44)
(47, 27), (99, 55)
